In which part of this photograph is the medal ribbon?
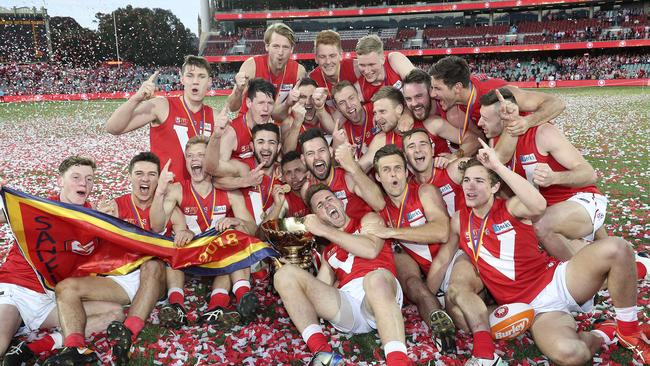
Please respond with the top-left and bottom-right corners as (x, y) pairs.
(258, 168), (276, 208)
(129, 194), (145, 229)
(467, 210), (490, 262)
(458, 84), (476, 144)
(190, 185), (216, 228)
(180, 96), (205, 136)
(346, 107), (369, 159)
(386, 185), (410, 229)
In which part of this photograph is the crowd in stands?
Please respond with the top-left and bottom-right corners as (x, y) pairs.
(215, 0), (422, 12)
(0, 63), (232, 96)
(1, 52), (648, 96)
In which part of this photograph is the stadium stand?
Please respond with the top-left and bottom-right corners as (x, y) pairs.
(0, 7), (50, 63)
(2, 52), (647, 96)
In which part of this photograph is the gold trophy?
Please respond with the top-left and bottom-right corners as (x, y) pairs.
(260, 217), (315, 270)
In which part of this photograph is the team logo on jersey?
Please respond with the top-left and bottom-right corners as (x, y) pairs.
(175, 117), (189, 126)
(493, 220), (513, 234)
(406, 208), (424, 222)
(213, 205), (227, 214)
(519, 154), (537, 164)
(334, 190), (347, 201)
(184, 207), (198, 215)
(392, 80), (403, 90)
(439, 184), (453, 195)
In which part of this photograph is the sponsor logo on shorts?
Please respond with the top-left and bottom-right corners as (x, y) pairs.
(493, 220), (513, 234)
(406, 208), (424, 222)
(519, 153), (537, 164)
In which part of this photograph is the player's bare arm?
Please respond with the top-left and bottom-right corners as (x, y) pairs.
(477, 140), (546, 219)
(536, 123), (598, 187)
(336, 144), (386, 211)
(425, 115), (480, 158)
(387, 51), (415, 79)
(304, 211), (385, 259)
(227, 58), (255, 112)
(426, 213), (460, 294)
(504, 85), (566, 135)
(150, 160), (182, 232)
(227, 190), (258, 235)
(106, 71), (169, 134)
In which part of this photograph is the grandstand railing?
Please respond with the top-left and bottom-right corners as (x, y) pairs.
(204, 39), (650, 63)
(214, 0), (595, 20)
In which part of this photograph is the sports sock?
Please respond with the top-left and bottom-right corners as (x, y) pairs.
(63, 333), (85, 348)
(614, 306), (639, 336)
(207, 288), (230, 310)
(233, 280), (251, 303)
(472, 330), (496, 359)
(27, 333), (58, 354)
(124, 316), (145, 340)
(167, 287), (185, 306)
(302, 324), (332, 354)
(384, 341), (411, 366)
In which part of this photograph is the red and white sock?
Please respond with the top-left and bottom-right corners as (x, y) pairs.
(63, 333), (85, 348)
(124, 316), (145, 340)
(615, 306), (639, 336)
(384, 341), (412, 366)
(207, 288), (230, 310)
(472, 330), (496, 359)
(167, 287), (185, 306)
(233, 280), (251, 303)
(302, 324), (332, 354)
(27, 332), (62, 354)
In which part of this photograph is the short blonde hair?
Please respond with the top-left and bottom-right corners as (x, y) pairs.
(356, 34), (384, 56)
(185, 135), (209, 151)
(264, 23), (295, 46)
(314, 30), (342, 53)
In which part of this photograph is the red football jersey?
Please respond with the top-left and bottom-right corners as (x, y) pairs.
(309, 58), (357, 112)
(179, 181), (233, 234)
(325, 167), (372, 220)
(285, 190), (310, 217)
(412, 165), (465, 217)
(238, 54), (300, 115)
(114, 194), (153, 231)
(323, 217), (396, 288)
(151, 96), (215, 182)
(458, 198), (558, 305)
(358, 56), (402, 103)
(229, 113), (254, 166)
(494, 126), (601, 206)
(0, 196), (91, 293)
(240, 160), (283, 225)
(380, 181), (441, 272)
(341, 103), (376, 159)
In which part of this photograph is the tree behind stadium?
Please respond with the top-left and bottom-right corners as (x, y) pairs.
(95, 6), (198, 66)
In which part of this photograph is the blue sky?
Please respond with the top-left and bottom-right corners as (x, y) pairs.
(4, 0), (201, 35)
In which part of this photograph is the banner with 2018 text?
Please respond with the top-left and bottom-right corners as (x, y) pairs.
(0, 187), (278, 291)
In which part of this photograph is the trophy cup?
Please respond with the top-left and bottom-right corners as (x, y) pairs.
(260, 217), (315, 270)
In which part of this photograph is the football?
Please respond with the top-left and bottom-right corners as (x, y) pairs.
(489, 303), (535, 340)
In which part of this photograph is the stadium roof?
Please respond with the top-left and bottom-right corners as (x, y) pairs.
(0, 6), (47, 15)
